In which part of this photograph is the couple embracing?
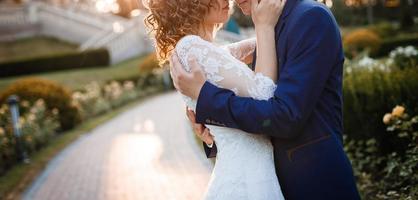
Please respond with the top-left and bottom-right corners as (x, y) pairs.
(144, 0), (361, 199)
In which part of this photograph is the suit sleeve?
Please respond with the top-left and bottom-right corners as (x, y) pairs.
(203, 142), (217, 158)
(195, 7), (342, 138)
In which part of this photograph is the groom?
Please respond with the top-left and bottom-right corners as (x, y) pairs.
(170, 0), (360, 199)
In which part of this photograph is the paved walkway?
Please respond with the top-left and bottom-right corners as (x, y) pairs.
(23, 92), (213, 200)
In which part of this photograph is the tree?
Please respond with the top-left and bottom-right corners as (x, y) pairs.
(344, 0), (377, 24)
(399, 0), (414, 29)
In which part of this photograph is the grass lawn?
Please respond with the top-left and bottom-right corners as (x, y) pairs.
(0, 56), (145, 92)
(0, 37), (78, 63)
(0, 91), (162, 200)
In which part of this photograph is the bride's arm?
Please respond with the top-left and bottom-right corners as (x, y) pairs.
(222, 38), (256, 65)
(175, 36), (276, 101)
(252, 0), (287, 82)
(254, 27), (277, 82)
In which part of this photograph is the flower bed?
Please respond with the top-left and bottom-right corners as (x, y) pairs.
(345, 106), (417, 199)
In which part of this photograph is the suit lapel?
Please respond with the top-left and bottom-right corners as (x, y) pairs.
(276, 0), (299, 38)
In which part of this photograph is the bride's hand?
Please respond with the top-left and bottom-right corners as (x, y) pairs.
(251, 0), (287, 30)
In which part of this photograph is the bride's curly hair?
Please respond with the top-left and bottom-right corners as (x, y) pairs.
(145, 0), (219, 65)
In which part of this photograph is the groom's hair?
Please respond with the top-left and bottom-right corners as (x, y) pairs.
(144, 0), (219, 65)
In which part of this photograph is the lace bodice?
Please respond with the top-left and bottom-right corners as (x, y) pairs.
(175, 35), (283, 200)
(175, 35), (277, 111)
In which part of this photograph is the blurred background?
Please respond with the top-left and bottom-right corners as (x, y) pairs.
(0, 0), (417, 199)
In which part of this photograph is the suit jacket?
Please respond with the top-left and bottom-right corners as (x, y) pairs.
(197, 0), (361, 199)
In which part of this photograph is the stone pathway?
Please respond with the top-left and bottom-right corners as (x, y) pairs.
(23, 92), (213, 200)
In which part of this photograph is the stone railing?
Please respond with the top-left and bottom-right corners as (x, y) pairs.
(103, 21), (152, 63)
(79, 13), (153, 64)
(0, 2), (246, 63)
(0, 7), (27, 26)
(0, 5), (39, 41)
(0, 2), (152, 63)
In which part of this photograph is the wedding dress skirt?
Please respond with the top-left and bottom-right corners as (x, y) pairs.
(176, 35), (285, 200)
(203, 125), (284, 200)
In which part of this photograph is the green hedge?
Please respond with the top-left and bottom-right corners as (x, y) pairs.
(343, 67), (418, 151)
(0, 48), (110, 78)
(374, 35), (418, 57)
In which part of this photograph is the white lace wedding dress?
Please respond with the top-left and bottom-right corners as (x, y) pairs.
(175, 35), (285, 200)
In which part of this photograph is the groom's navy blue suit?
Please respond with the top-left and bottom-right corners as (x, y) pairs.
(197, 0), (360, 199)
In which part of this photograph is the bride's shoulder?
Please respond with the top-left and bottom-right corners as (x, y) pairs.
(176, 35), (212, 50)
(175, 35), (228, 62)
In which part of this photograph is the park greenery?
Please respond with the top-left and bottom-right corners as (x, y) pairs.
(0, 2), (417, 198)
(0, 37), (110, 78)
(0, 49), (166, 199)
(342, 47), (417, 198)
(1, 36), (418, 200)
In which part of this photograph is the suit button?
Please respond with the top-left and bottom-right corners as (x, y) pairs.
(206, 119), (210, 123)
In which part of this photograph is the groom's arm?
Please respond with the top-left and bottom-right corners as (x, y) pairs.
(195, 7), (342, 138)
(203, 142), (217, 158)
(186, 108), (218, 158)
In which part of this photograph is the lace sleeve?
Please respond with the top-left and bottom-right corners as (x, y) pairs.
(175, 35), (276, 102)
(222, 38), (256, 63)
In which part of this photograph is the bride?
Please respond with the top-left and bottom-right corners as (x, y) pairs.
(145, 0), (286, 199)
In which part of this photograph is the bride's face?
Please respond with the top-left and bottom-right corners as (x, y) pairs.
(205, 0), (232, 25)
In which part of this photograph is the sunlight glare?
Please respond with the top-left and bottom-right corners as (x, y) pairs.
(144, 119), (155, 133)
(130, 9), (141, 17)
(113, 22), (125, 33)
(326, 0), (333, 8)
(95, 0), (120, 13)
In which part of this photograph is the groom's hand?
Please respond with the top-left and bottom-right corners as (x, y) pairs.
(169, 53), (206, 100)
(186, 107), (214, 146)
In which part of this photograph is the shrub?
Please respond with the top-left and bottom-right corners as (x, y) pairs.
(72, 80), (144, 119)
(343, 29), (382, 58)
(400, 12), (415, 29)
(103, 80), (139, 108)
(369, 22), (399, 39)
(376, 35), (418, 58)
(0, 78), (81, 130)
(347, 55), (391, 72)
(71, 82), (111, 120)
(0, 100), (60, 175)
(0, 48), (110, 78)
(137, 53), (167, 90)
(138, 53), (160, 75)
(343, 66), (418, 149)
(344, 106), (418, 199)
(389, 46), (418, 70)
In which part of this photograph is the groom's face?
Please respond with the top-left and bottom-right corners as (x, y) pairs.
(235, 0), (252, 16)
